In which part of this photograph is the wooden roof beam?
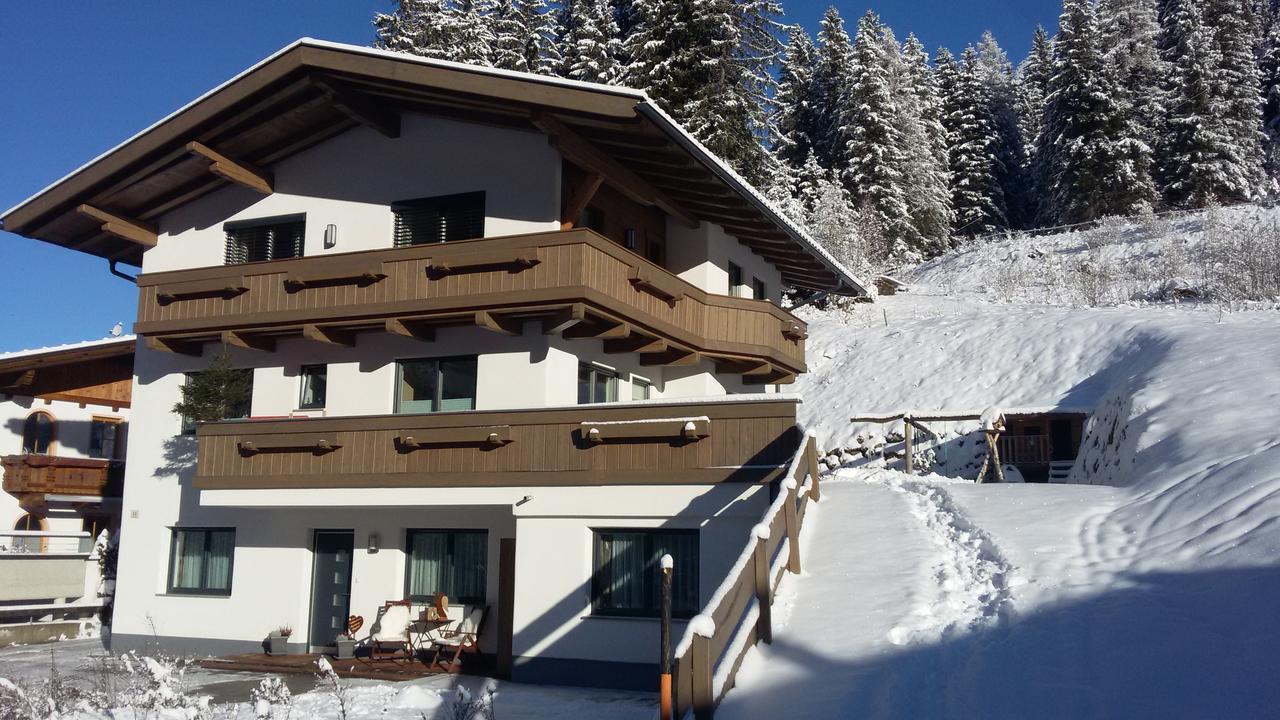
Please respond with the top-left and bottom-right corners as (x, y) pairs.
(311, 78), (401, 139)
(186, 141), (273, 194)
(564, 318), (630, 340)
(560, 168), (603, 230)
(532, 113), (698, 229)
(221, 330), (276, 353)
(603, 334), (667, 355)
(640, 348), (701, 367)
(475, 310), (523, 336)
(386, 317), (437, 342)
(542, 303), (587, 335)
(75, 205), (158, 248)
(302, 324), (356, 347)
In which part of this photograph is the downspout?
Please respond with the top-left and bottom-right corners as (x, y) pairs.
(108, 260), (137, 284)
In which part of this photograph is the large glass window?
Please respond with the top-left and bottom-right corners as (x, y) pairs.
(21, 412), (54, 454)
(392, 192), (485, 246)
(591, 529), (699, 618)
(167, 528), (235, 595)
(578, 364), (618, 405)
(396, 356), (478, 413)
(298, 364), (327, 410)
(224, 215), (305, 265)
(405, 530), (488, 604)
(89, 417), (122, 459)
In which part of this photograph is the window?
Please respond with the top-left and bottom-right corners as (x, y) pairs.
(224, 215), (305, 265)
(167, 528), (235, 595)
(89, 417), (122, 459)
(396, 356), (478, 413)
(578, 364), (618, 404)
(21, 412), (54, 454)
(13, 513), (47, 552)
(180, 370), (253, 435)
(591, 529), (699, 618)
(392, 192), (485, 246)
(752, 277), (768, 302)
(298, 365), (328, 410)
(405, 530), (488, 604)
(14, 513), (45, 531)
(631, 377), (652, 402)
(727, 262), (745, 297)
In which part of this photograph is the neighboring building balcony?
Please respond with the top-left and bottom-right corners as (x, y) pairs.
(134, 229), (806, 382)
(1, 455), (124, 510)
(193, 396), (801, 490)
(0, 530), (97, 606)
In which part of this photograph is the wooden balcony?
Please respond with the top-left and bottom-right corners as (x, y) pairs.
(134, 229), (805, 381)
(1, 455), (123, 509)
(194, 396), (801, 489)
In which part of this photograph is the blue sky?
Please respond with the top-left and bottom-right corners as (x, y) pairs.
(0, 0), (1061, 351)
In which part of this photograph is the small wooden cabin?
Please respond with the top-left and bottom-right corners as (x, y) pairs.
(997, 410), (1088, 482)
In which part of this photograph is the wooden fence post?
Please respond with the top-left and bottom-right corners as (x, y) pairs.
(903, 419), (914, 474)
(805, 437), (821, 502)
(784, 483), (801, 574)
(753, 535), (772, 644)
(691, 633), (714, 720)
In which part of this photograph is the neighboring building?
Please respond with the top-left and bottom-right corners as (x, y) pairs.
(0, 337), (132, 632)
(0, 40), (864, 688)
(999, 409), (1088, 483)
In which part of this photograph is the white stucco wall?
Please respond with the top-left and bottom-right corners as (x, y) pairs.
(143, 113), (561, 274)
(666, 221), (783, 303)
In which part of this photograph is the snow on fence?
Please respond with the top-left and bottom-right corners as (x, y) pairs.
(670, 429), (822, 720)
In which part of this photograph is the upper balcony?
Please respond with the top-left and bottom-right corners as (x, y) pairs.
(1, 454), (123, 510)
(134, 229), (806, 382)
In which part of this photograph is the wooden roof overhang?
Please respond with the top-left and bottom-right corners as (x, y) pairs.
(1, 40), (865, 295)
(0, 339), (134, 407)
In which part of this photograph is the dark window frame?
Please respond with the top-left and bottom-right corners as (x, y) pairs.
(752, 277), (768, 301)
(166, 527), (236, 596)
(392, 191), (486, 247)
(223, 214), (306, 265)
(394, 355), (479, 414)
(590, 528), (700, 619)
(578, 363), (618, 405)
(403, 528), (489, 605)
(89, 417), (123, 459)
(298, 364), (328, 410)
(21, 412), (55, 454)
(727, 262), (744, 297)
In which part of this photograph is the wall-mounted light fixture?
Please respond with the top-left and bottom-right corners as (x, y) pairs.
(515, 495), (534, 507)
(324, 224), (338, 249)
(625, 228), (637, 250)
(367, 532), (380, 553)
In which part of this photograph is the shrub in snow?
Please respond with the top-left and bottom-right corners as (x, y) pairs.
(314, 657), (352, 720)
(252, 676), (293, 719)
(447, 680), (498, 720)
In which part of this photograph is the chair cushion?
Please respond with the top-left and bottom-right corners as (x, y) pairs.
(373, 605), (412, 641)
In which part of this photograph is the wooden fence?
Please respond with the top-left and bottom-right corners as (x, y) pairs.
(669, 430), (823, 719)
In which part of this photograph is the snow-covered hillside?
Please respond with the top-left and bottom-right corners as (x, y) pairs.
(718, 212), (1280, 718)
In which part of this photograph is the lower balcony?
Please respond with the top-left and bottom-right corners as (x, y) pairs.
(194, 396), (800, 490)
(1, 455), (123, 510)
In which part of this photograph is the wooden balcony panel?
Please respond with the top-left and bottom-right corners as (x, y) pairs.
(134, 230), (806, 373)
(1, 455), (120, 499)
(194, 398), (800, 489)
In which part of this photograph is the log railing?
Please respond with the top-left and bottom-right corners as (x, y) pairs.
(669, 431), (822, 719)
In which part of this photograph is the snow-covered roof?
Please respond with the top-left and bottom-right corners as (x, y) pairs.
(0, 335), (135, 365)
(2, 39), (866, 295)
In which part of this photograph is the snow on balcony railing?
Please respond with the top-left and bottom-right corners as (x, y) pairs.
(0, 530), (94, 556)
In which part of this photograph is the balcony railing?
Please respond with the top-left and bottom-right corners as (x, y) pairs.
(194, 396), (801, 490)
(1, 455), (123, 504)
(997, 435), (1051, 465)
(134, 229), (806, 381)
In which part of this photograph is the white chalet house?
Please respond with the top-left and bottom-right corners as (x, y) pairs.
(1, 40), (864, 689)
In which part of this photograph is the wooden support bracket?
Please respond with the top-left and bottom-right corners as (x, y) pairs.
(144, 336), (204, 357)
(302, 324), (357, 347)
(397, 426), (512, 450)
(221, 331), (276, 353)
(475, 310), (523, 336)
(563, 319), (630, 340)
(238, 435), (342, 455)
(560, 169), (604, 230)
(186, 141), (273, 194)
(602, 334), (667, 355)
(385, 317), (437, 342)
(76, 205), (158, 248)
(640, 348), (700, 367)
(541, 304), (586, 335)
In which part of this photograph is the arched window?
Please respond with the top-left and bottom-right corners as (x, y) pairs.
(13, 514), (47, 552)
(21, 412), (55, 454)
(14, 513), (46, 531)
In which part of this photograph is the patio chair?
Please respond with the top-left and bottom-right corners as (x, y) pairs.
(428, 605), (488, 670)
(369, 599), (417, 661)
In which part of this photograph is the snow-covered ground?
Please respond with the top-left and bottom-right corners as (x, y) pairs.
(721, 210), (1280, 718)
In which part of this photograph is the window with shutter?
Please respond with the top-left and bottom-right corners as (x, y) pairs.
(223, 215), (305, 265)
(391, 192), (486, 247)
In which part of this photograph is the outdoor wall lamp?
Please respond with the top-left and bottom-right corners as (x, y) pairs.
(515, 495), (534, 507)
(367, 532), (380, 553)
(324, 224), (338, 249)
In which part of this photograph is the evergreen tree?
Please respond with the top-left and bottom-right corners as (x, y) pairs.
(897, 34), (955, 252)
(489, 0), (531, 71)
(562, 0), (622, 82)
(976, 31), (1030, 228)
(841, 12), (915, 254)
(943, 46), (1006, 236)
(524, 0), (558, 74)
(172, 350), (252, 425)
(1017, 25), (1053, 221)
(1156, 0), (1247, 206)
(1040, 0), (1156, 223)
(374, 0), (458, 60)
(1206, 0), (1267, 198)
(773, 27), (821, 169)
(811, 8), (857, 171)
(1259, 0), (1280, 184)
(1098, 0), (1166, 153)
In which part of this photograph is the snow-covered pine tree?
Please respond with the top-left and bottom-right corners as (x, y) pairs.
(811, 8), (857, 172)
(942, 46), (1007, 237)
(524, 0), (559, 74)
(1098, 0), (1166, 156)
(1039, 0), (1156, 223)
(453, 0), (495, 65)
(840, 12), (915, 257)
(622, 0), (781, 182)
(773, 27), (821, 170)
(564, 0), (622, 83)
(1205, 0), (1267, 199)
(1156, 0), (1245, 207)
(975, 31), (1030, 229)
(1260, 0), (1280, 184)
(897, 34), (955, 253)
(374, 0), (457, 60)
(1017, 25), (1053, 222)
(489, 0), (531, 71)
